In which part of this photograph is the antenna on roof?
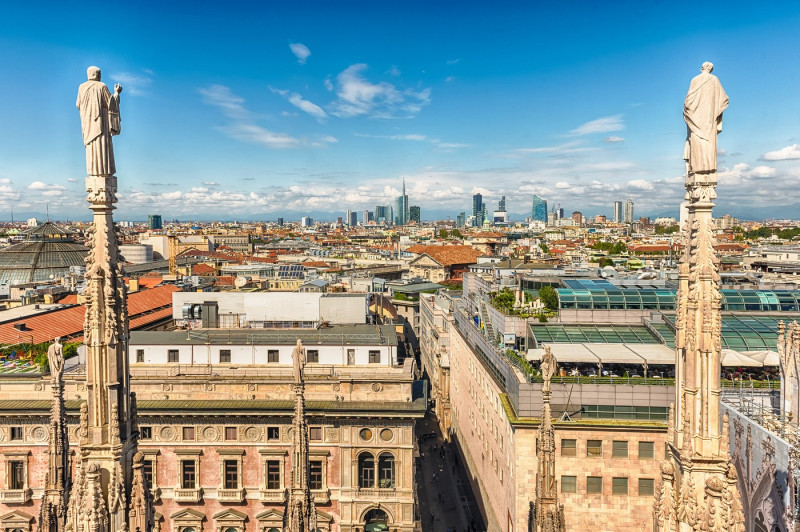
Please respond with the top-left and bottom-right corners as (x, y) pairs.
(46, 202), (50, 223)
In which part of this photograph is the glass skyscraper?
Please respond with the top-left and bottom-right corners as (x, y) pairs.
(532, 195), (547, 223)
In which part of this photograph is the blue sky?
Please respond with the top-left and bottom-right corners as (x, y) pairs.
(1, 1), (800, 221)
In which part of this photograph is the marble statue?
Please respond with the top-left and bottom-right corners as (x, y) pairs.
(47, 336), (65, 379)
(292, 339), (306, 383)
(683, 62), (728, 175)
(540, 345), (556, 391)
(77, 66), (122, 176)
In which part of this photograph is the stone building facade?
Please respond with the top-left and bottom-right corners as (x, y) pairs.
(421, 291), (669, 531)
(0, 326), (424, 532)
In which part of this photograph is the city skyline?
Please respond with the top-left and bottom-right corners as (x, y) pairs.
(2, 2), (800, 221)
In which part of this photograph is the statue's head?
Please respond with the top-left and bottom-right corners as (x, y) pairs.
(87, 66), (101, 81)
(701, 61), (714, 73)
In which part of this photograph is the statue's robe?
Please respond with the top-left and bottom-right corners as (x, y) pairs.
(77, 80), (120, 176)
(683, 71), (728, 174)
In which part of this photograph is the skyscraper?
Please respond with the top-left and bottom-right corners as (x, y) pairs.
(613, 201), (624, 223)
(375, 205), (391, 223)
(395, 178), (409, 225)
(498, 196), (506, 212)
(409, 205), (420, 223)
(472, 193), (483, 226)
(346, 210), (357, 227)
(532, 195), (547, 223)
(456, 212), (466, 227)
(624, 198), (634, 223)
(148, 214), (162, 230)
(362, 210), (373, 224)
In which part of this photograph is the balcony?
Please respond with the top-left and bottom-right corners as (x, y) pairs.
(217, 487), (245, 503)
(174, 487), (202, 503)
(0, 488), (32, 504)
(355, 487), (396, 499)
(259, 488), (286, 503)
(311, 488), (330, 504)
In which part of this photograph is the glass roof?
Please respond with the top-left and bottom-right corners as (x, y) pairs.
(532, 315), (785, 352)
(556, 281), (800, 312)
(661, 314), (783, 351)
(530, 324), (662, 344)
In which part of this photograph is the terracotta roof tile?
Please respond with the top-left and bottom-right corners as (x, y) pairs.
(0, 284), (181, 345)
(407, 245), (483, 266)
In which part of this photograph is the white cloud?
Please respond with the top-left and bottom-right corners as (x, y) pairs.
(199, 85), (302, 148)
(604, 136), (625, 143)
(762, 144), (800, 161)
(328, 64), (431, 118)
(289, 43), (311, 64)
(202, 181), (219, 187)
(28, 181), (48, 190)
(287, 93), (327, 118)
(627, 179), (654, 191)
(222, 123), (300, 149)
(570, 115), (624, 136)
(109, 70), (153, 96)
(446, 58), (461, 65)
(555, 181), (571, 189)
(751, 165), (777, 178)
(386, 65), (401, 77)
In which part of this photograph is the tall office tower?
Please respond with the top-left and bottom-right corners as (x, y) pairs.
(624, 198), (634, 223)
(472, 193), (483, 226)
(362, 210), (373, 224)
(409, 205), (421, 223)
(346, 210), (357, 227)
(301, 216), (313, 228)
(613, 201), (624, 223)
(277, 217), (284, 226)
(532, 195), (548, 223)
(480, 205), (488, 226)
(147, 214), (162, 230)
(394, 179), (409, 225)
(456, 212), (466, 227)
(375, 205), (391, 223)
(498, 196), (506, 212)
(557, 206), (564, 219)
(571, 211), (583, 226)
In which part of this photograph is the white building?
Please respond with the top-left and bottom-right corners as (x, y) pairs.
(129, 324), (399, 366)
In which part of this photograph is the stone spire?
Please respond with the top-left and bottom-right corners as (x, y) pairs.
(66, 66), (152, 532)
(654, 62), (743, 532)
(532, 346), (565, 531)
(40, 338), (70, 532)
(286, 339), (317, 532)
(778, 321), (800, 423)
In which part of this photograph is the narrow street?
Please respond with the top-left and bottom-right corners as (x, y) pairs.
(416, 409), (486, 532)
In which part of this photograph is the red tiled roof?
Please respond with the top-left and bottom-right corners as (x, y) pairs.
(0, 284), (181, 345)
(215, 276), (236, 286)
(137, 276), (164, 288)
(192, 264), (216, 275)
(407, 245), (483, 266)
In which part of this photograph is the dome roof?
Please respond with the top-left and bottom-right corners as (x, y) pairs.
(0, 222), (88, 285)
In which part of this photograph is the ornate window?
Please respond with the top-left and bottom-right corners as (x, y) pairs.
(171, 508), (204, 532)
(309, 461), (323, 490)
(174, 449), (202, 503)
(258, 449), (287, 504)
(217, 449), (244, 502)
(378, 453), (395, 488)
(358, 452), (375, 488)
(0, 510), (34, 532)
(140, 449), (161, 502)
(0, 452), (31, 504)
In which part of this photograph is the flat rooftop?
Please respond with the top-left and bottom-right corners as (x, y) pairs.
(130, 323), (397, 346)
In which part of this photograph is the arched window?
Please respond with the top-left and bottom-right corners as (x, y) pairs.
(364, 508), (390, 532)
(267, 529), (280, 532)
(378, 453), (395, 488)
(358, 452), (375, 488)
